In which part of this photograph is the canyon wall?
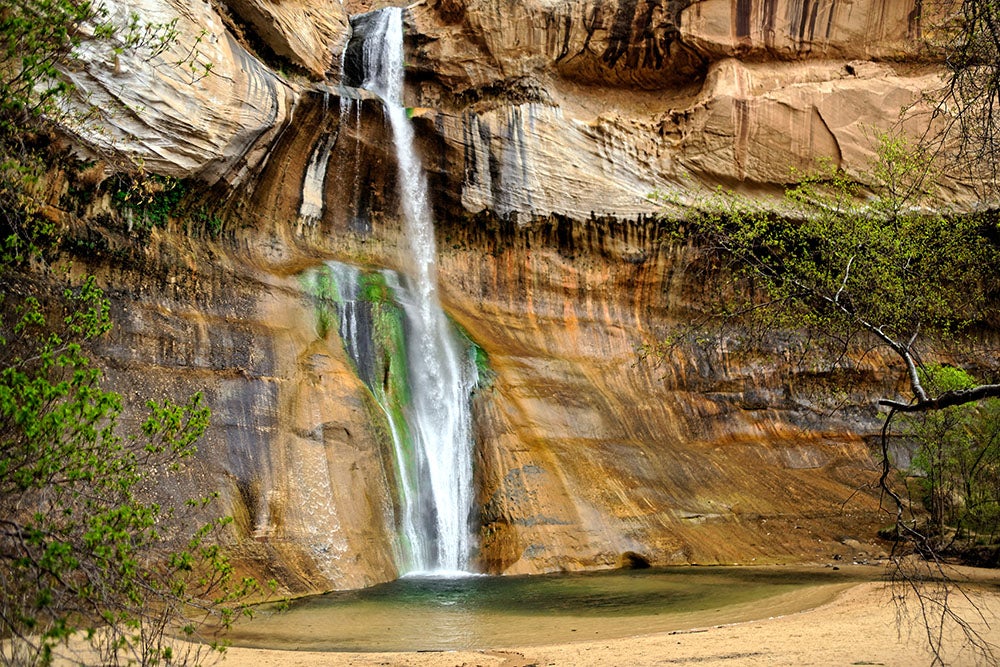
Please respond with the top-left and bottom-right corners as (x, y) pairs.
(72, 0), (957, 207)
(44, 0), (955, 593)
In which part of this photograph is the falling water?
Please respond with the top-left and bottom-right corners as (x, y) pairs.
(349, 7), (478, 575)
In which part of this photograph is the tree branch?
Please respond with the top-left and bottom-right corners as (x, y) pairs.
(879, 383), (1000, 412)
(834, 255), (854, 304)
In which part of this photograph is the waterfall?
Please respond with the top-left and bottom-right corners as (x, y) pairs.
(344, 7), (477, 575)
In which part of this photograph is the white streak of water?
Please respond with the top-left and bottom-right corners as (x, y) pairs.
(358, 7), (477, 574)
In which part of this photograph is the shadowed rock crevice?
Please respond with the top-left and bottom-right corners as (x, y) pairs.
(620, 551), (653, 568)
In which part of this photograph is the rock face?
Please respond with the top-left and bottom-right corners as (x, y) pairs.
(404, 0), (955, 220)
(407, 59), (942, 222)
(407, 0), (925, 90)
(63, 0), (302, 185)
(411, 0), (924, 90)
(47, 0), (958, 591)
(64, 0), (952, 204)
(434, 216), (892, 573)
(87, 239), (402, 594)
(220, 0), (351, 78)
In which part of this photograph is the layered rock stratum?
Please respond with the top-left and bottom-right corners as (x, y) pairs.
(43, 0), (954, 593)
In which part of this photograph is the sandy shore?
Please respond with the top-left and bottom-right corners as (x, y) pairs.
(218, 571), (1000, 667)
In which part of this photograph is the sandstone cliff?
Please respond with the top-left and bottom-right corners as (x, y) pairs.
(74, 0), (955, 208)
(39, 0), (958, 593)
(403, 0), (955, 219)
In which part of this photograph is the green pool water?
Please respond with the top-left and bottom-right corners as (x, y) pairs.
(224, 566), (879, 652)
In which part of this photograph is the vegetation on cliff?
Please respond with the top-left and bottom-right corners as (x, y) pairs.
(0, 3), (255, 665)
(662, 131), (1000, 661)
(0, 279), (257, 666)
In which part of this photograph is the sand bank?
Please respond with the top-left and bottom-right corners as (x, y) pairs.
(218, 571), (1000, 667)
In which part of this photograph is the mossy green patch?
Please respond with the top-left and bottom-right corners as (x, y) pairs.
(471, 341), (493, 386)
(300, 265), (340, 340)
(360, 271), (391, 304)
(451, 320), (493, 388)
(371, 298), (410, 408)
(360, 277), (421, 568)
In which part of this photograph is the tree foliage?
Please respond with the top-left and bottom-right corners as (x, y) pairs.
(903, 365), (1000, 553)
(0, 0), (103, 266)
(671, 135), (1000, 413)
(0, 275), (256, 666)
(660, 134), (1000, 664)
(0, 5), (252, 663)
(0, 0), (110, 132)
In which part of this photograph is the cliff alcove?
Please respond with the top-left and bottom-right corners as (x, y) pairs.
(13, 0), (962, 596)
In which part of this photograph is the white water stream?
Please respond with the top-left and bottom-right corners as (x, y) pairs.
(355, 7), (477, 575)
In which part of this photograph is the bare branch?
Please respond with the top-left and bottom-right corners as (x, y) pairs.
(834, 255), (854, 304)
(879, 383), (1000, 412)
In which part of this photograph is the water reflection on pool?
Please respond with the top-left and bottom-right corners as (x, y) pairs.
(225, 566), (879, 652)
